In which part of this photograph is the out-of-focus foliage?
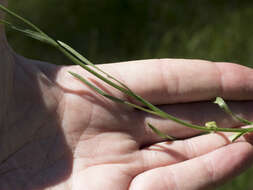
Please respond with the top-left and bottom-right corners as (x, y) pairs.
(7, 0), (253, 67)
(6, 1), (253, 189)
(219, 167), (253, 190)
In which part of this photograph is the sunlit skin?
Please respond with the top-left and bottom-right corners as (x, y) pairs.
(1, 1), (253, 189)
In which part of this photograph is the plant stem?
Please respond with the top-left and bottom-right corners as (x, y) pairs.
(1, 4), (253, 137)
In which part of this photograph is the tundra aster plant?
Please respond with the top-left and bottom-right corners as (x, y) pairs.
(0, 4), (253, 142)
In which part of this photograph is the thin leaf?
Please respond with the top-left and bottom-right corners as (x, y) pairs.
(59, 42), (164, 115)
(57, 42), (166, 114)
(0, 4), (47, 36)
(0, 19), (57, 46)
(58, 41), (131, 90)
(69, 71), (124, 104)
(148, 123), (176, 140)
(69, 71), (164, 115)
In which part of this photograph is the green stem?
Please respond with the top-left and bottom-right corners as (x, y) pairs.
(1, 4), (253, 136)
(0, 4), (47, 37)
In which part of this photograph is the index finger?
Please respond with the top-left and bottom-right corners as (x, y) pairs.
(102, 59), (253, 105)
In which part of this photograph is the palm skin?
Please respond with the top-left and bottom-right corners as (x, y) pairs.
(1, 3), (253, 190)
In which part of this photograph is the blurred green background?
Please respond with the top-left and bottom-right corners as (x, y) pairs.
(6, 0), (253, 189)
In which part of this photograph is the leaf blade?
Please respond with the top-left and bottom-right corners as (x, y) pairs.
(148, 123), (176, 141)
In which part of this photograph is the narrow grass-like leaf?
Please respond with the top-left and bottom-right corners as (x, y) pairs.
(148, 123), (176, 140)
(57, 41), (172, 115)
(58, 41), (131, 90)
(69, 71), (125, 104)
(69, 71), (166, 116)
(0, 4), (47, 36)
(214, 97), (253, 125)
(57, 41), (157, 113)
(0, 19), (57, 46)
(57, 40), (165, 113)
(20, 29), (56, 45)
(58, 44), (132, 95)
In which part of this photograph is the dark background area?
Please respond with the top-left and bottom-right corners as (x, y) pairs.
(6, 1), (253, 189)
(7, 0), (253, 67)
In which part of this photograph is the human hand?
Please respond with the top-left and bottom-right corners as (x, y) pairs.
(1, 2), (253, 190)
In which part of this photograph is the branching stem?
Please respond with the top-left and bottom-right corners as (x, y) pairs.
(1, 5), (253, 141)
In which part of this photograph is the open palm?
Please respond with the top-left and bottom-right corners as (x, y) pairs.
(1, 4), (253, 190)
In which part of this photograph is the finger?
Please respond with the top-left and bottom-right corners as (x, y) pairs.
(130, 142), (253, 190)
(58, 59), (253, 105)
(139, 132), (230, 171)
(138, 100), (253, 144)
(100, 59), (253, 105)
